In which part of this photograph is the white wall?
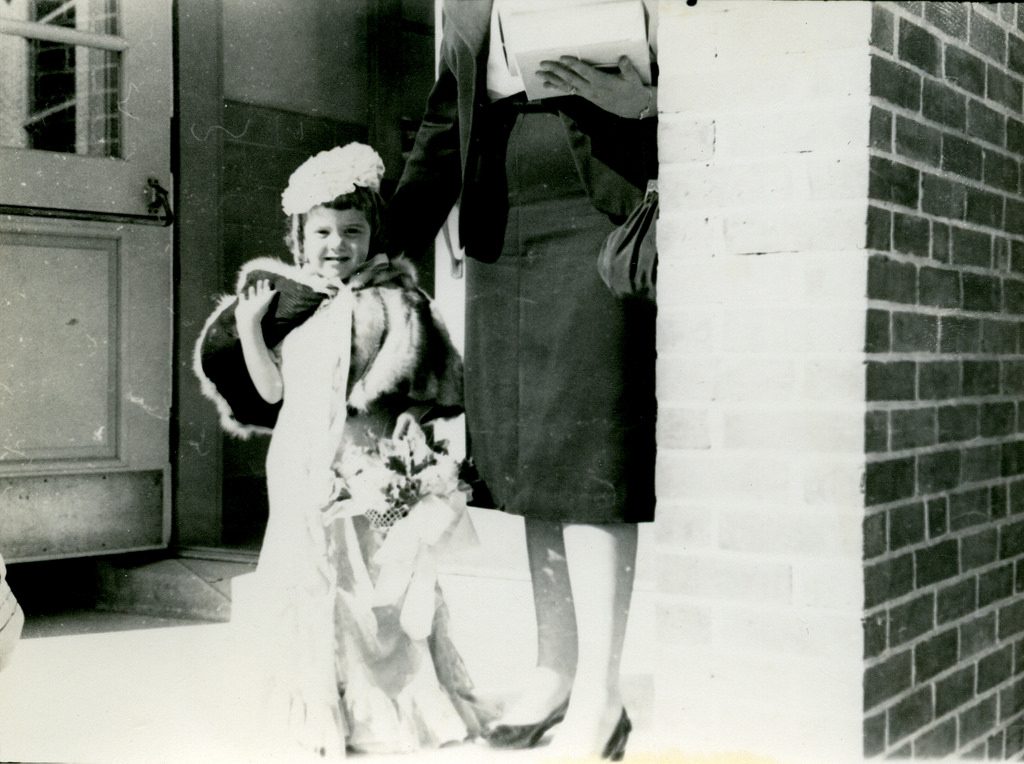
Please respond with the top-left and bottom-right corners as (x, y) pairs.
(654, 2), (872, 761)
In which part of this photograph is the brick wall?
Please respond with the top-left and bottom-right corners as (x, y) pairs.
(654, 3), (872, 760)
(864, 2), (1024, 758)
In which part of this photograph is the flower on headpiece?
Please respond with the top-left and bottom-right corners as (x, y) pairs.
(280, 142), (386, 216)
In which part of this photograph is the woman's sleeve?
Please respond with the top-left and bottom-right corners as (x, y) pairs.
(387, 51), (464, 263)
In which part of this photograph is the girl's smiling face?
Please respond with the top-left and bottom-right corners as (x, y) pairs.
(301, 205), (371, 280)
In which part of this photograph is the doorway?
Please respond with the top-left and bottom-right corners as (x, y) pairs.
(0, 0), (173, 561)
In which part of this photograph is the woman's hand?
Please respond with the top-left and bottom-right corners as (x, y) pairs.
(235, 279), (277, 327)
(537, 55), (654, 119)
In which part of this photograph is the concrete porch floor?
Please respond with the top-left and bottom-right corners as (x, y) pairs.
(0, 573), (660, 763)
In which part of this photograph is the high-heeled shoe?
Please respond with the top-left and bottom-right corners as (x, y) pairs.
(602, 709), (632, 761)
(483, 697), (570, 749)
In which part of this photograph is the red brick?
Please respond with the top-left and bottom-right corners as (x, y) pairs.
(929, 496), (950, 538)
(943, 134), (984, 179)
(888, 686), (933, 744)
(865, 611), (888, 658)
(913, 718), (957, 757)
(1000, 518), (1024, 559)
(926, 2), (968, 40)
(961, 612), (998, 659)
(983, 150), (1020, 193)
(893, 211), (931, 255)
(982, 401), (1017, 436)
(919, 267), (960, 308)
(865, 650), (912, 709)
(864, 712), (886, 758)
(979, 563), (1015, 606)
(988, 65), (1023, 111)
(1005, 198), (1024, 234)
(962, 528), (1000, 570)
(940, 317), (981, 353)
(962, 274), (1002, 312)
(866, 309), (891, 353)
(1003, 441), (1024, 477)
(959, 696), (997, 745)
(1005, 361), (1024, 395)
(937, 577), (976, 623)
(965, 188), (1004, 227)
(937, 403), (978, 440)
(948, 488), (991, 530)
(968, 99), (1006, 146)
(971, 9), (1008, 62)
(1005, 280), (1024, 315)
(916, 628), (959, 681)
(962, 445), (1002, 483)
(951, 226), (992, 267)
(871, 5), (895, 53)
(892, 312), (938, 352)
(1008, 117), (1024, 154)
(981, 320), (1018, 354)
(915, 537), (960, 585)
(871, 106), (893, 151)
(946, 45), (988, 96)
(869, 255), (917, 303)
(867, 205), (892, 251)
(865, 510), (888, 558)
(870, 157), (920, 208)
(872, 56), (922, 111)
(866, 553), (915, 608)
(889, 591), (935, 644)
(865, 456), (916, 505)
(932, 221), (951, 262)
(936, 665), (976, 716)
(899, 18), (941, 75)
(1011, 34), (1024, 76)
(922, 174), (967, 219)
(867, 361), (916, 402)
(924, 79), (968, 129)
(999, 676), (1024, 720)
(889, 501), (926, 548)
(999, 598), (1024, 639)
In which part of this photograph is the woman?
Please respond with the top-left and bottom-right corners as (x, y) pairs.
(388, 1), (658, 759)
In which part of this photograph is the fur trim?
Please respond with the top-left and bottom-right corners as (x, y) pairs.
(192, 294), (272, 439)
(194, 256), (462, 438)
(193, 257), (328, 440)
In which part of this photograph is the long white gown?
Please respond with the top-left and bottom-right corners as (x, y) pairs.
(230, 286), (488, 758)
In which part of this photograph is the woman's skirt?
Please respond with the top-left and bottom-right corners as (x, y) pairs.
(464, 108), (656, 524)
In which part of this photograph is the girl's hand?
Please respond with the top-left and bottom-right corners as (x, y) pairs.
(235, 279), (277, 327)
(536, 55), (653, 119)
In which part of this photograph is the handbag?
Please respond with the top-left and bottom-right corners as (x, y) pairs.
(597, 179), (658, 301)
(0, 555), (24, 671)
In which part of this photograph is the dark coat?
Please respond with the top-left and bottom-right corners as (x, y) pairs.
(388, 0), (658, 264)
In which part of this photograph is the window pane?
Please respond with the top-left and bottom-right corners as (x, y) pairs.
(0, 0), (121, 157)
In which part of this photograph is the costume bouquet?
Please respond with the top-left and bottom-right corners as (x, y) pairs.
(194, 143), (491, 757)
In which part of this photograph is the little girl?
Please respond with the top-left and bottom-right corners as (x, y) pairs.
(195, 143), (488, 756)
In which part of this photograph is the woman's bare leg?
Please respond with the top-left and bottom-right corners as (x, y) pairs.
(548, 521), (638, 755)
(491, 516), (576, 725)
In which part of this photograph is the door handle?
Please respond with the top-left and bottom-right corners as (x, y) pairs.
(0, 177), (175, 226)
(146, 178), (174, 226)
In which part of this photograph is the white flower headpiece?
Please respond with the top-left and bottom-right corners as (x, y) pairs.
(280, 142), (385, 216)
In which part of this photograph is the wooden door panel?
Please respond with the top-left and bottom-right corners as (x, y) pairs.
(0, 217), (171, 561)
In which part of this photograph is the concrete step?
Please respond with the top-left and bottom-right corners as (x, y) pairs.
(95, 557), (255, 622)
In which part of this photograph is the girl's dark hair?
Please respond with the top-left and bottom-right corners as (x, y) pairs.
(285, 185), (387, 264)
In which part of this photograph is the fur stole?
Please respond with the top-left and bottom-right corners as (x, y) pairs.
(194, 256), (463, 439)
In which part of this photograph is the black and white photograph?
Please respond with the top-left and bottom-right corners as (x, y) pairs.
(0, 1), (1023, 762)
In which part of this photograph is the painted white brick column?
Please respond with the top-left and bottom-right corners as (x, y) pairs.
(654, 2), (872, 761)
